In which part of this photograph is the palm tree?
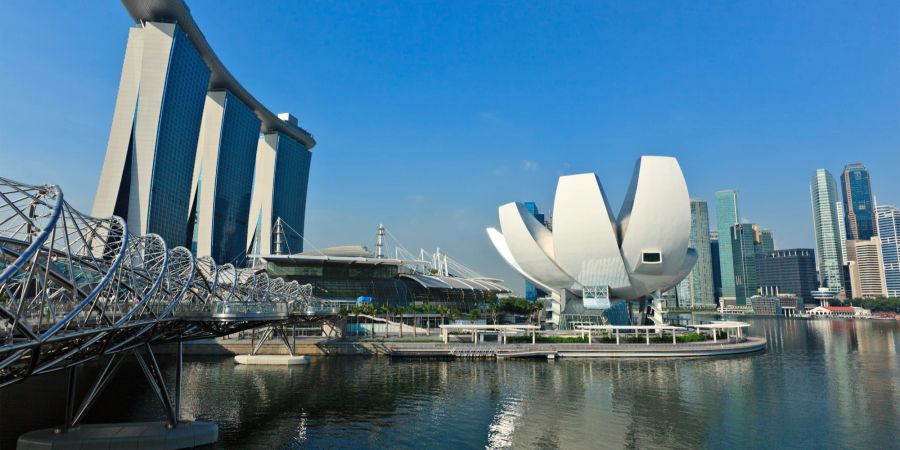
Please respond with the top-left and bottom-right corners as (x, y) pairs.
(437, 305), (448, 326)
(380, 303), (391, 338)
(410, 304), (420, 336)
(421, 303), (434, 335)
(351, 305), (362, 337)
(338, 306), (349, 337)
(396, 306), (406, 338)
(530, 301), (544, 326)
(364, 303), (376, 337)
(449, 308), (461, 323)
(467, 308), (481, 322)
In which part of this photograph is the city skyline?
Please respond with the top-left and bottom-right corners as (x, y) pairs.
(1, 1), (898, 292)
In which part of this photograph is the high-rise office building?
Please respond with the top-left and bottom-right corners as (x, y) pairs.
(731, 223), (762, 305)
(681, 199), (716, 308)
(247, 120), (314, 257)
(810, 169), (845, 292)
(189, 90), (261, 264)
(715, 190), (740, 303)
(522, 202), (549, 301)
(876, 205), (900, 296)
(841, 163), (876, 241)
(846, 238), (887, 299)
(93, 22), (211, 245)
(754, 225), (775, 254)
(710, 230), (722, 303)
(755, 249), (818, 303)
(835, 201), (849, 264)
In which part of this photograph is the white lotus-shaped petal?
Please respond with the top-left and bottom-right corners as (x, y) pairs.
(487, 155), (696, 302)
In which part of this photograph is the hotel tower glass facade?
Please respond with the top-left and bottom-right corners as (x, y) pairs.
(94, 1), (317, 266)
(247, 128), (313, 257)
(93, 22), (210, 246)
(189, 90), (261, 264)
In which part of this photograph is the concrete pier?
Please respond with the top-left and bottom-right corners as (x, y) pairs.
(234, 355), (311, 365)
(17, 421), (218, 450)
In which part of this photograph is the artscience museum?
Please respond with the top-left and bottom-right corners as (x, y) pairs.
(487, 156), (697, 329)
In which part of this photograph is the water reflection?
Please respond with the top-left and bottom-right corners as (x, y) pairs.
(0, 318), (897, 449)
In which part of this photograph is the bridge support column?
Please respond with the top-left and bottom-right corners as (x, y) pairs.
(175, 334), (183, 423)
(134, 344), (177, 428)
(24, 346), (218, 449)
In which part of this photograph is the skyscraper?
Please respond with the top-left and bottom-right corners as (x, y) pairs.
(710, 230), (722, 304)
(841, 163), (876, 241)
(835, 201), (849, 264)
(810, 169), (845, 292)
(755, 249), (818, 303)
(876, 205), (900, 296)
(754, 226), (775, 254)
(731, 223), (761, 305)
(846, 238), (887, 299)
(715, 190), (740, 303)
(189, 90), (261, 264)
(522, 202), (549, 301)
(93, 22), (211, 245)
(681, 199), (716, 308)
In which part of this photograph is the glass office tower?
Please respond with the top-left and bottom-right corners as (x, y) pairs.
(715, 190), (740, 302)
(731, 223), (761, 305)
(93, 22), (211, 246)
(877, 205), (900, 297)
(810, 169), (845, 292)
(755, 249), (818, 303)
(710, 231), (722, 304)
(841, 163), (876, 241)
(683, 199), (716, 308)
(522, 202), (549, 301)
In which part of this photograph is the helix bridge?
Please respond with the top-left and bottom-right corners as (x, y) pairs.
(0, 176), (339, 432)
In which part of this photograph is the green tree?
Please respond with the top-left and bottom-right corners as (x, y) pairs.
(351, 305), (362, 337)
(338, 306), (349, 337)
(530, 301), (545, 326)
(421, 303), (434, 335)
(379, 303), (391, 338)
(485, 296), (501, 324)
(396, 306), (406, 338)
(468, 308), (482, 322)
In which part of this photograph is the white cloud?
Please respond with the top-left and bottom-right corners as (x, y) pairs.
(522, 160), (539, 172)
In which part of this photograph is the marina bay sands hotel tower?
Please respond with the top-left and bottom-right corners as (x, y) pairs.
(93, 0), (316, 265)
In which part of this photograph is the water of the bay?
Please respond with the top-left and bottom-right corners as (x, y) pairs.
(1, 316), (898, 449)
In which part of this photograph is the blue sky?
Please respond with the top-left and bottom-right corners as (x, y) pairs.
(1, 1), (898, 293)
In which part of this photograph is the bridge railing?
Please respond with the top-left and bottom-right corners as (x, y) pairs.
(0, 176), (317, 387)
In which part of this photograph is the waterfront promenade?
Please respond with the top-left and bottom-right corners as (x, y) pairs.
(166, 335), (766, 359)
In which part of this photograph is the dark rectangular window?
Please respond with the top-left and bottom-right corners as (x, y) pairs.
(642, 252), (662, 263)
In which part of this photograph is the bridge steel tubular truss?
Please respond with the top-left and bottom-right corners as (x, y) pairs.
(0, 177), (321, 392)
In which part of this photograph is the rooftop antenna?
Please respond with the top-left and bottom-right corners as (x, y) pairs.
(376, 223), (385, 258)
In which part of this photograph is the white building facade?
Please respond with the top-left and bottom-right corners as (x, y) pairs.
(487, 156), (697, 328)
